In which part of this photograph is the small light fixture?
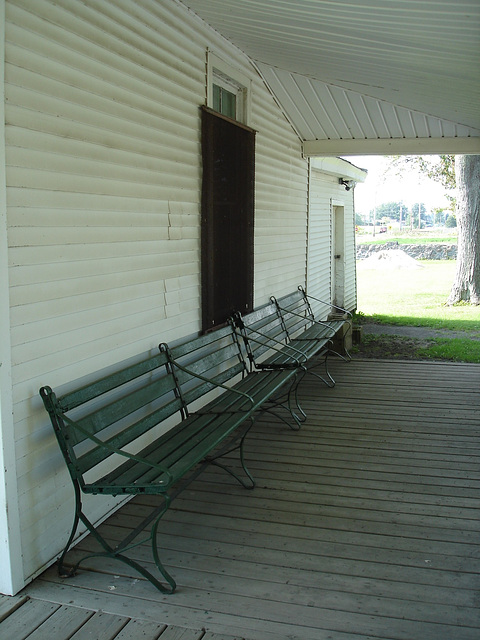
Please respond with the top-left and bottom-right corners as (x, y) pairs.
(339, 178), (355, 191)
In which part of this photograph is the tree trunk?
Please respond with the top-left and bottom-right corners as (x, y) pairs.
(447, 155), (480, 305)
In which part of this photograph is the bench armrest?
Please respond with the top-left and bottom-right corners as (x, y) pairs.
(272, 303), (338, 338)
(235, 320), (308, 368)
(160, 348), (255, 411)
(62, 414), (174, 487)
(298, 286), (353, 323)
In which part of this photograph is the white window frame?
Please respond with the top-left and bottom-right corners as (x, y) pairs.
(206, 50), (252, 126)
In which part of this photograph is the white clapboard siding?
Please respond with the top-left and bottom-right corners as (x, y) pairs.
(307, 170), (334, 316)
(307, 168), (357, 317)
(4, 0), (311, 588)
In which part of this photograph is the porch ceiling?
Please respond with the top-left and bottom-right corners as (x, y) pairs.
(182, 0), (480, 155)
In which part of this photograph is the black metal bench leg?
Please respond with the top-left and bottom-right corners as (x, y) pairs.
(261, 400), (302, 430)
(58, 483), (176, 594)
(289, 370), (307, 425)
(328, 324), (352, 362)
(57, 482), (83, 579)
(304, 350), (336, 388)
(206, 418), (256, 489)
(150, 497), (177, 593)
(58, 483), (125, 579)
(327, 343), (352, 362)
(258, 373), (308, 431)
(72, 543), (176, 595)
(328, 348), (351, 362)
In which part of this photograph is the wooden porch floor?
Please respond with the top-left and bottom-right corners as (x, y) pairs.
(3, 358), (480, 640)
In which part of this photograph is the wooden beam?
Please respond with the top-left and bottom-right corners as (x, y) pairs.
(303, 137), (480, 156)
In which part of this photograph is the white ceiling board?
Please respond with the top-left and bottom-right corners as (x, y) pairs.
(182, 0), (480, 149)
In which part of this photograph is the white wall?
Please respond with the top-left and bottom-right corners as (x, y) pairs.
(0, 0), (23, 596)
(307, 167), (357, 316)
(3, 0), (308, 589)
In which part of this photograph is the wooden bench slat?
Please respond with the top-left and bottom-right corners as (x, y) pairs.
(234, 288), (351, 389)
(112, 413), (253, 489)
(58, 352), (170, 411)
(90, 414), (234, 492)
(73, 374), (179, 445)
(76, 396), (185, 474)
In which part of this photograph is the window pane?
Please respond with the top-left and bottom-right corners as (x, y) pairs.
(222, 89), (236, 119)
(213, 84), (237, 120)
(213, 84), (221, 113)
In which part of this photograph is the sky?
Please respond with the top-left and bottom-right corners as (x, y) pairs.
(345, 156), (452, 217)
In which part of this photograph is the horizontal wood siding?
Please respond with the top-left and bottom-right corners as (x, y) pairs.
(253, 105), (308, 303)
(4, 0), (309, 585)
(307, 169), (332, 317)
(307, 169), (357, 318)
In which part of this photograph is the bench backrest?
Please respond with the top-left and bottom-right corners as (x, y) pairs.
(161, 324), (248, 411)
(233, 302), (288, 369)
(40, 351), (183, 485)
(271, 289), (316, 340)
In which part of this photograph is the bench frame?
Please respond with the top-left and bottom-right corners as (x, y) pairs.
(40, 323), (304, 594)
(233, 287), (351, 390)
(40, 350), (187, 594)
(271, 286), (352, 385)
(294, 285), (353, 361)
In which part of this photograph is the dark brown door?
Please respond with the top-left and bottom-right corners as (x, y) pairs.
(201, 106), (255, 331)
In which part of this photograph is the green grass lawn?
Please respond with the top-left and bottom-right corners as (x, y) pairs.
(356, 260), (479, 330)
(355, 260), (480, 362)
(356, 229), (458, 246)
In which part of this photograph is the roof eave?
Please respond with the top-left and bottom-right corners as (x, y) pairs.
(304, 137), (480, 157)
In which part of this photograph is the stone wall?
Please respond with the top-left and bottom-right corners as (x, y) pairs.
(357, 242), (457, 260)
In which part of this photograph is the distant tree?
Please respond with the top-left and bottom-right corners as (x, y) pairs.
(370, 201), (404, 222)
(407, 202), (427, 228)
(355, 212), (365, 225)
(432, 208), (447, 226)
(416, 155), (456, 204)
(388, 155), (456, 211)
(445, 214), (457, 228)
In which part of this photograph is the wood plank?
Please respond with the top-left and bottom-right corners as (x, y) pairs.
(0, 594), (29, 623)
(253, 426), (479, 447)
(155, 626), (203, 639)
(200, 633), (245, 640)
(69, 611), (128, 640)
(26, 605), (93, 640)
(77, 519), (479, 591)
(112, 618), (167, 640)
(194, 475), (480, 509)
(27, 569), (479, 640)
(0, 598), (60, 639)
(243, 439), (480, 468)
(123, 493), (480, 542)
(176, 484), (480, 524)
(225, 457), (480, 492)
(19, 360), (480, 640)
(71, 533), (478, 607)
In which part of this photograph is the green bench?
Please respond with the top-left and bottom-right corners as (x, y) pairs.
(40, 323), (303, 594)
(273, 286), (352, 356)
(234, 286), (352, 388)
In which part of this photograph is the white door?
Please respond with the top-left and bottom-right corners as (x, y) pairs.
(332, 204), (346, 308)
